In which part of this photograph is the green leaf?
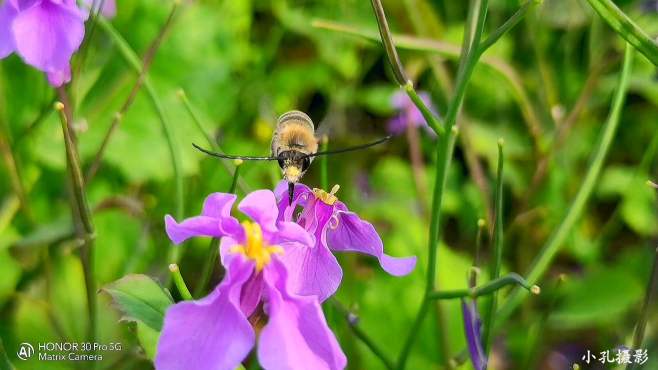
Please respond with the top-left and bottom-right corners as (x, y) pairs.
(621, 185), (657, 236)
(136, 321), (160, 361)
(102, 274), (174, 331)
(550, 265), (644, 329)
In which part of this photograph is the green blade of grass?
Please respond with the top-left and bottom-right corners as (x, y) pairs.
(497, 43), (635, 324)
(586, 0), (658, 66)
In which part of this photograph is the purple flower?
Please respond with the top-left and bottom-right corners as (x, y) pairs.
(83, 0), (116, 18)
(461, 299), (487, 370)
(159, 190), (347, 370)
(387, 90), (438, 136)
(642, 0), (658, 13)
(0, 0), (115, 86)
(275, 181), (417, 302)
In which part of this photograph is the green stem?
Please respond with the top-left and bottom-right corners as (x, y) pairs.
(396, 298), (430, 369)
(481, 140), (504, 357)
(404, 82), (445, 136)
(169, 264), (193, 300)
(177, 89), (216, 149)
(0, 336), (15, 370)
(429, 273), (538, 300)
(55, 102), (97, 353)
(330, 299), (395, 370)
(627, 247), (658, 370)
(194, 238), (220, 298)
(469, 218), (486, 288)
(86, 2), (179, 182)
(497, 43), (634, 325)
(229, 160), (243, 194)
(398, 0), (489, 366)
(96, 17), (185, 261)
(320, 135), (329, 190)
(177, 89), (247, 193)
(369, 0), (408, 85)
(585, 0), (658, 66)
(311, 20), (542, 143)
(478, 1), (535, 55)
(369, 0), (444, 137)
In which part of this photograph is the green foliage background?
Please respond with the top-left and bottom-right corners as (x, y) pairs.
(0, 0), (657, 369)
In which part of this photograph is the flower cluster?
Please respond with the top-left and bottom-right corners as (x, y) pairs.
(158, 183), (417, 370)
(387, 90), (438, 137)
(0, 0), (115, 86)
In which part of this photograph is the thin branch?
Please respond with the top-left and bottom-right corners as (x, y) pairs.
(330, 299), (395, 370)
(169, 264), (193, 300)
(86, 1), (180, 182)
(586, 0), (658, 66)
(478, 1), (536, 55)
(370, 0), (408, 85)
(482, 140), (504, 357)
(627, 247), (658, 370)
(497, 43), (635, 325)
(95, 15), (185, 223)
(429, 273), (539, 300)
(55, 101), (97, 353)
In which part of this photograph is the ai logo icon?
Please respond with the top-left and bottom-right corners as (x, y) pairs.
(17, 343), (34, 360)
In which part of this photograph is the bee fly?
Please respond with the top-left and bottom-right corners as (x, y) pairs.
(193, 110), (391, 204)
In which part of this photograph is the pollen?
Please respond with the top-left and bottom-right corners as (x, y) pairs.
(312, 184), (340, 205)
(231, 221), (283, 272)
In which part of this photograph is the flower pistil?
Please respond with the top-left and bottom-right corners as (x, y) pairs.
(231, 221), (283, 272)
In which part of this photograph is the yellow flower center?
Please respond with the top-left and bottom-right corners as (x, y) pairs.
(231, 221), (283, 272)
(312, 184), (340, 205)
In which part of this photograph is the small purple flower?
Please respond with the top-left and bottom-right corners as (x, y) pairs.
(0, 0), (116, 86)
(387, 90), (438, 136)
(275, 181), (417, 302)
(642, 0), (658, 13)
(159, 190), (347, 370)
(83, 0), (116, 18)
(461, 299), (487, 370)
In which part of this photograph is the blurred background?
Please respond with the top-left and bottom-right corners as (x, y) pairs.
(0, 0), (657, 369)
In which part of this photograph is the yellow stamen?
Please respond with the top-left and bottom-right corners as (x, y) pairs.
(312, 184), (340, 205)
(231, 221), (283, 271)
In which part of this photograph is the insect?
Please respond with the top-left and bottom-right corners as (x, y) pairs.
(193, 110), (391, 204)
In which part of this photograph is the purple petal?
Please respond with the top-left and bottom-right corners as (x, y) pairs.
(461, 299), (487, 370)
(259, 259), (347, 370)
(201, 192), (242, 236)
(219, 235), (239, 267)
(155, 258), (256, 370)
(46, 67), (71, 86)
(0, 0), (17, 58)
(240, 272), (263, 318)
(327, 211), (416, 276)
(274, 181), (312, 222)
(164, 193), (241, 244)
(201, 192), (236, 218)
(11, 0), (85, 86)
(14, 0), (38, 10)
(390, 90), (407, 109)
(273, 221), (314, 249)
(238, 189), (279, 233)
(386, 115), (406, 136)
(301, 198), (334, 244)
(165, 215), (224, 244)
(277, 240), (343, 302)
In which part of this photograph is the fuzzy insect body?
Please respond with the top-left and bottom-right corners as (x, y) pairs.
(271, 110), (319, 184)
(191, 109), (391, 203)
